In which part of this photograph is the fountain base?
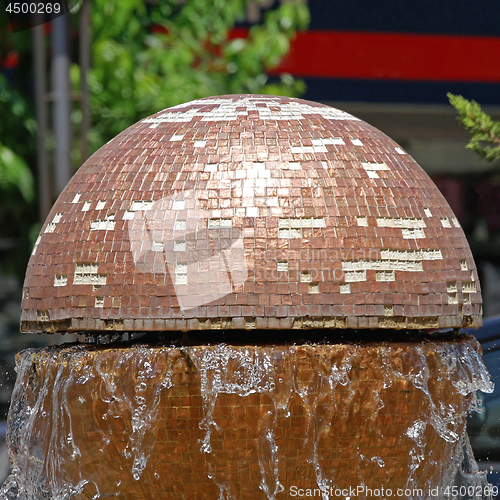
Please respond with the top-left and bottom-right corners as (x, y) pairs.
(2, 337), (493, 500)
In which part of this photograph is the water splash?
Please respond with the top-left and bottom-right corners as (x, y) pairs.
(0, 338), (494, 500)
(189, 344), (295, 500)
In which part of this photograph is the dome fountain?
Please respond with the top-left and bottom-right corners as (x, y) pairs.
(0, 95), (495, 500)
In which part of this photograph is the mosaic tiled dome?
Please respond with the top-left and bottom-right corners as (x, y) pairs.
(21, 95), (481, 333)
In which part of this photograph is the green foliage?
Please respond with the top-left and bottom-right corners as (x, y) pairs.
(0, 73), (35, 203)
(75, 0), (310, 154)
(448, 93), (500, 163)
(0, 19), (38, 276)
(0, 144), (34, 203)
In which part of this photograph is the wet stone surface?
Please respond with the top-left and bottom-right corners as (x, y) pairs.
(1, 337), (493, 500)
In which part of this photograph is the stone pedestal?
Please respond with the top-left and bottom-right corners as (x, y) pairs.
(5, 337), (491, 499)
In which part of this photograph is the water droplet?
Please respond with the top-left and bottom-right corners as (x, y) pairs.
(371, 456), (385, 467)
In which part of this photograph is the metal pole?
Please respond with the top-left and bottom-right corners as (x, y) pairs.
(33, 15), (52, 220)
(80, 0), (90, 164)
(51, 13), (72, 195)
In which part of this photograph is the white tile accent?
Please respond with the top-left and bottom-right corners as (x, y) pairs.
(123, 211), (135, 220)
(172, 200), (186, 210)
(176, 263), (187, 273)
(175, 263), (188, 284)
(395, 147), (406, 154)
(452, 217), (461, 227)
(424, 208), (432, 217)
(447, 282), (457, 293)
(208, 218), (232, 228)
(340, 283), (351, 294)
(460, 260), (468, 271)
(36, 310), (49, 321)
(344, 270), (367, 282)
(247, 162), (270, 178)
(72, 193), (81, 203)
(384, 305), (394, 316)
(91, 215), (116, 231)
(376, 271), (395, 281)
(356, 216), (368, 227)
(380, 249), (443, 260)
(300, 271), (312, 282)
(447, 293), (459, 304)
(174, 241), (186, 252)
(75, 263), (98, 274)
(376, 217), (426, 229)
(277, 261), (289, 272)
(463, 282), (477, 292)
(204, 163), (218, 172)
(342, 260), (423, 272)
(362, 162), (390, 171)
(142, 97), (359, 125)
(288, 162), (302, 170)
(246, 207), (259, 217)
(54, 275), (67, 287)
(170, 134), (184, 141)
(291, 146), (318, 153)
(366, 171), (379, 179)
(309, 282), (320, 293)
(82, 202), (91, 211)
(73, 274), (107, 285)
(278, 217), (326, 238)
(278, 217), (326, 229)
(401, 228), (426, 239)
(441, 218), (452, 228)
(131, 201), (153, 211)
(44, 213), (63, 231)
(96, 201), (106, 210)
(291, 140), (343, 153)
(194, 140), (206, 147)
(175, 220), (187, 231)
(351, 139), (363, 146)
(31, 236), (41, 256)
(152, 241), (164, 252)
(95, 297), (105, 308)
(312, 137), (345, 146)
(176, 274), (187, 284)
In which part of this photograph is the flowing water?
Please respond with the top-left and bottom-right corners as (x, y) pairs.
(0, 338), (494, 500)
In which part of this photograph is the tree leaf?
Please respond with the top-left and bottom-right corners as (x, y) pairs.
(0, 144), (35, 203)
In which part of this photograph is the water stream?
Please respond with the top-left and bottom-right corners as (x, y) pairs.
(0, 338), (494, 500)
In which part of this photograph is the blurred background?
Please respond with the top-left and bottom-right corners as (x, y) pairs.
(1, 0), (500, 486)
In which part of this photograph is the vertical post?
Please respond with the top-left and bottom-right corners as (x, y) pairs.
(80, 0), (90, 164)
(51, 13), (72, 195)
(33, 15), (51, 220)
